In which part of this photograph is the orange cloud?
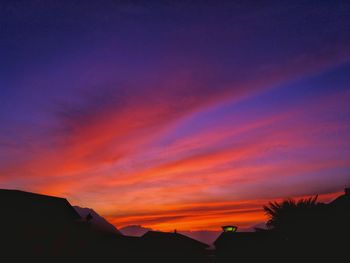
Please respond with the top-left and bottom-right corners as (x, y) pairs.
(1, 45), (349, 232)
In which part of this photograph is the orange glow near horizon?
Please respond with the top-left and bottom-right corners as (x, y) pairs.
(103, 192), (342, 231)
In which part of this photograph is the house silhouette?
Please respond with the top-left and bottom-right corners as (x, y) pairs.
(1, 187), (349, 263)
(0, 189), (81, 222)
(213, 188), (350, 263)
(140, 231), (210, 263)
(0, 189), (85, 260)
(329, 188), (350, 207)
(142, 230), (209, 249)
(0, 189), (210, 262)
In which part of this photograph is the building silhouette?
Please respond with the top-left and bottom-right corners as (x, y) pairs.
(1, 187), (349, 262)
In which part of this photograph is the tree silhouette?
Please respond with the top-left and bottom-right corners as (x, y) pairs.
(263, 195), (320, 235)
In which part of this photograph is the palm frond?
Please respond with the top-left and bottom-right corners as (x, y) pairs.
(263, 195), (319, 230)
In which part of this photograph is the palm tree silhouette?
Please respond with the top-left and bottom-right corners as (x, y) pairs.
(263, 195), (319, 235)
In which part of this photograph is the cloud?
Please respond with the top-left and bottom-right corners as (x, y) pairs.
(104, 192), (341, 231)
(1, 0), (350, 231)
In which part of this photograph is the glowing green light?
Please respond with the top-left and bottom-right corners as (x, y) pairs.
(222, 225), (237, 232)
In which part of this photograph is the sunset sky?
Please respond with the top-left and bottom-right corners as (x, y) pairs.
(1, 0), (350, 231)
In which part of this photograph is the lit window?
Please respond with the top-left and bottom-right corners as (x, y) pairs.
(222, 225), (237, 232)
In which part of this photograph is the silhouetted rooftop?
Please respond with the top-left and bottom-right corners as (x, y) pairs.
(214, 230), (276, 249)
(329, 188), (350, 207)
(0, 188), (81, 223)
(142, 231), (209, 249)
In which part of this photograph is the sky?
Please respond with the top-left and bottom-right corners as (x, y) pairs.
(1, 0), (350, 231)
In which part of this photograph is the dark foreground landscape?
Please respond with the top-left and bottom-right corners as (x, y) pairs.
(1, 188), (349, 262)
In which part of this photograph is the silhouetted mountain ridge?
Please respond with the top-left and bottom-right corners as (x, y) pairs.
(73, 206), (122, 235)
(119, 225), (152, 236)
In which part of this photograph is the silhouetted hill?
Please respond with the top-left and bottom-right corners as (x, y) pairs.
(120, 225), (221, 245)
(74, 206), (122, 235)
(119, 225), (152, 236)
